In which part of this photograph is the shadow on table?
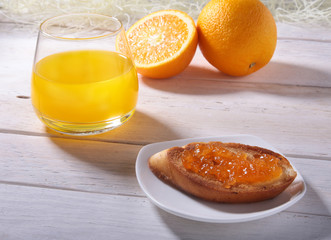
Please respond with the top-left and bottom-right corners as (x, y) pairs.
(156, 180), (330, 240)
(141, 61), (330, 97)
(45, 110), (180, 176)
(46, 110), (180, 144)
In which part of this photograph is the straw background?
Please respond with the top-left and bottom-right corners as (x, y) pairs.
(0, 0), (330, 30)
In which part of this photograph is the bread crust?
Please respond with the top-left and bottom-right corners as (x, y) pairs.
(148, 142), (297, 203)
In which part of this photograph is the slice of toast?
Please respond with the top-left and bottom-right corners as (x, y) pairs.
(148, 142), (297, 203)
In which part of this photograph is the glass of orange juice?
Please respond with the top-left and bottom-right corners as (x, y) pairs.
(31, 13), (138, 135)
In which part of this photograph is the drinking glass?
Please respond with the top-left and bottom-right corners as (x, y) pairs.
(31, 13), (138, 135)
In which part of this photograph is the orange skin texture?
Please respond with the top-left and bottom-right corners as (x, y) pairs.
(197, 0), (277, 76)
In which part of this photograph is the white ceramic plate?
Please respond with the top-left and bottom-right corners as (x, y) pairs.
(136, 134), (306, 223)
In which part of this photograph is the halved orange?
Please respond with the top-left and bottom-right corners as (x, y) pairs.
(125, 10), (198, 79)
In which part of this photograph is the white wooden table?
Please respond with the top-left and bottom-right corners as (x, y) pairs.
(1, 17), (331, 239)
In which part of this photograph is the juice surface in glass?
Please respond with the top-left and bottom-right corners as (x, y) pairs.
(32, 50), (138, 124)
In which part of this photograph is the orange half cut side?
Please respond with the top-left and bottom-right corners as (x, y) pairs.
(126, 10), (198, 79)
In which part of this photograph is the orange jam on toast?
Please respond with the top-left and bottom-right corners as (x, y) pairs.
(181, 142), (283, 188)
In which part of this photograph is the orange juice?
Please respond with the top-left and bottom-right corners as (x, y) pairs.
(31, 50), (138, 132)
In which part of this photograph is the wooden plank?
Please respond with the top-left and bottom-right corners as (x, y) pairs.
(178, 39), (331, 87)
(276, 22), (331, 41)
(1, 23), (331, 90)
(0, 133), (142, 196)
(1, 25), (330, 95)
(1, 26), (330, 92)
(1, 75), (330, 158)
(0, 183), (330, 240)
(288, 158), (331, 216)
(1, 23), (330, 157)
(1, 133), (330, 216)
(136, 79), (331, 157)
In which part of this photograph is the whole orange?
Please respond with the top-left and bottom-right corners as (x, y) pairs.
(197, 0), (277, 76)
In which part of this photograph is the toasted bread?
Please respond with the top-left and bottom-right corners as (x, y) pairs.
(148, 142), (297, 203)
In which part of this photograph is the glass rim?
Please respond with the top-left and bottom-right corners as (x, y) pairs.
(39, 13), (124, 41)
